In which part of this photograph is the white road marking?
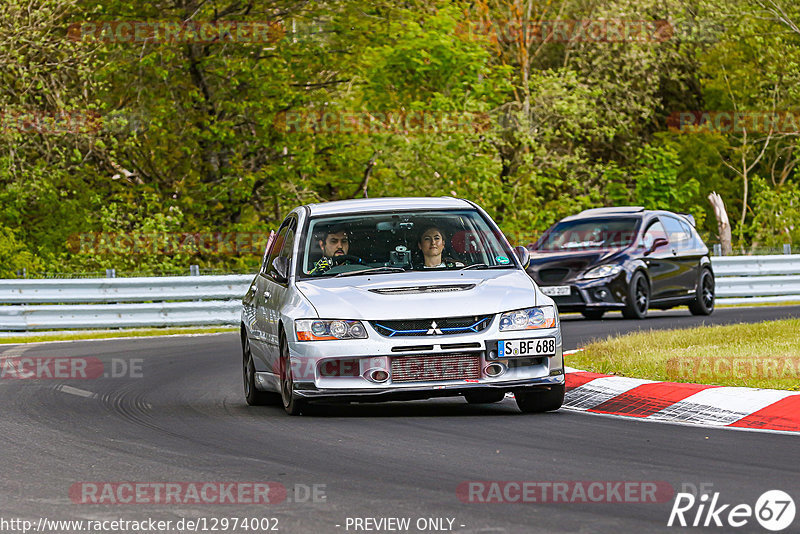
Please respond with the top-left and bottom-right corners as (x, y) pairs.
(56, 385), (97, 399)
(0, 344), (37, 360)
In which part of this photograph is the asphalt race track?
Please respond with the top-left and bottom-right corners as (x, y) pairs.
(1, 306), (799, 533)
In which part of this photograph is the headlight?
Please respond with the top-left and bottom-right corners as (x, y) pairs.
(583, 264), (623, 279)
(499, 306), (557, 331)
(296, 319), (368, 341)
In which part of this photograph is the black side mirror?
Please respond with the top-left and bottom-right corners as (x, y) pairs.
(272, 256), (290, 283)
(514, 246), (530, 269)
(645, 237), (669, 256)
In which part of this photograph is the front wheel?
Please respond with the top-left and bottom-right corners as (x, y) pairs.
(280, 335), (307, 416)
(689, 268), (715, 316)
(514, 384), (565, 413)
(622, 271), (649, 319)
(243, 335), (280, 406)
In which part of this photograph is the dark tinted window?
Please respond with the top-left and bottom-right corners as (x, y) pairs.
(642, 220), (668, 248)
(536, 218), (639, 251)
(662, 216), (691, 243)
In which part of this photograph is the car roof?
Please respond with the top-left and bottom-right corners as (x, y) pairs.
(561, 206), (693, 222)
(305, 197), (472, 216)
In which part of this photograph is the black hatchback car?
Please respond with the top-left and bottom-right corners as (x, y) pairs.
(526, 207), (714, 319)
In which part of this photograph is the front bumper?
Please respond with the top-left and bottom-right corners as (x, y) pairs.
(256, 318), (564, 401)
(541, 273), (628, 312)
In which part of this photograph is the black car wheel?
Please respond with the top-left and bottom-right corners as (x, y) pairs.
(280, 334), (307, 416)
(514, 385), (565, 413)
(581, 309), (605, 320)
(243, 335), (279, 406)
(464, 391), (506, 404)
(689, 268), (715, 316)
(622, 271), (650, 319)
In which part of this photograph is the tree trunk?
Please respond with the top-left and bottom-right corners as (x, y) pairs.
(708, 191), (732, 255)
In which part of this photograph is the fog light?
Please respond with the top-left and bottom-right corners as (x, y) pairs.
(366, 369), (389, 383)
(595, 289), (608, 300)
(485, 363), (506, 377)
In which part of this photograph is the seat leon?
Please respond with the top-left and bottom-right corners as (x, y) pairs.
(526, 207), (715, 320)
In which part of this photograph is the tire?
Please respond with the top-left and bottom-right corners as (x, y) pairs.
(243, 335), (280, 406)
(689, 268), (715, 316)
(622, 271), (650, 319)
(464, 391), (506, 404)
(514, 384), (565, 413)
(581, 309), (605, 320)
(279, 334), (307, 416)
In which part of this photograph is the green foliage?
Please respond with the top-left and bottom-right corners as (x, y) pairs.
(1, 0), (800, 275)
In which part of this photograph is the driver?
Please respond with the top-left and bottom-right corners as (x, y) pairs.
(309, 226), (358, 275)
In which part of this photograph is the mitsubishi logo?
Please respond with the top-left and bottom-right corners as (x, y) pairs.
(426, 321), (443, 335)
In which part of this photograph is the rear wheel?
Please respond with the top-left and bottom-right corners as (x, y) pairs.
(464, 391), (506, 404)
(243, 335), (279, 406)
(581, 309), (605, 320)
(280, 335), (307, 416)
(515, 385), (565, 413)
(622, 271), (649, 319)
(689, 268), (715, 316)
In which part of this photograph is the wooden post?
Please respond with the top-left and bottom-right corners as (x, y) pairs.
(708, 191), (732, 255)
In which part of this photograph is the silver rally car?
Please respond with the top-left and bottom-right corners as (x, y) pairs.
(241, 197), (565, 415)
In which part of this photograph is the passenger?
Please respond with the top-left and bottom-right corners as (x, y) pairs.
(417, 226), (463, 268)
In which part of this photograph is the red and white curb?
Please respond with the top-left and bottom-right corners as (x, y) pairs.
(562, 350), (800, 433)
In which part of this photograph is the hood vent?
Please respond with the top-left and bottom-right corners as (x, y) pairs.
(369, 284), (475, 295)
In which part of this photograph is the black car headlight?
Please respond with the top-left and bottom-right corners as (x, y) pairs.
(583, 264), (623, 279)
(296, 319), (368, 341)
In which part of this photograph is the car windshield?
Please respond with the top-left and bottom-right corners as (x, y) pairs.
(534, 218), (639, 251)
(297, 209), (517, 278)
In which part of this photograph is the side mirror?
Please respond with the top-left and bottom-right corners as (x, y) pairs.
(514, 246), (530, 269)
(645, 237), (668, 256)
(272, 256), (290, 283)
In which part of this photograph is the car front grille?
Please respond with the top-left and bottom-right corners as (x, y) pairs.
(390, 353), (481, 383)
(538, 268), (570, 283)
(371, 315), (493, 337)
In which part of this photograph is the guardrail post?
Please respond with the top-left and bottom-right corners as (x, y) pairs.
(713, 244), (722, 256)
(105, 268), (116, 278)
(190, 264), (200, 276)
(784, 244), (792, 255)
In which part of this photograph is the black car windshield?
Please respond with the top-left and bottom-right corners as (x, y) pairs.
(297, 209), (517, 278)
(534, 218), (639, 251)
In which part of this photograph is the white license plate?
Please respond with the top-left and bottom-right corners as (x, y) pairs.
(540, 285), (571, 296)
(499, 337), (557, 358)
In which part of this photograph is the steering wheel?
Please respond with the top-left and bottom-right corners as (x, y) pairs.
(332, 254), (364, 266)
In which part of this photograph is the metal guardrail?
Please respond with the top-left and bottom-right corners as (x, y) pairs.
(1, 255), (799, 330)
(0, 275), (252, 331)
(713, 255), (800, 304)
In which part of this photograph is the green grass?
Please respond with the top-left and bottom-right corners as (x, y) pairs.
(0, 326), (237, 344)
(568, 318), (800, 390)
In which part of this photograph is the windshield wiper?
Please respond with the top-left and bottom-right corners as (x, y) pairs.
(459, 263), (490, 270)
(334, 267), (407, 277)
